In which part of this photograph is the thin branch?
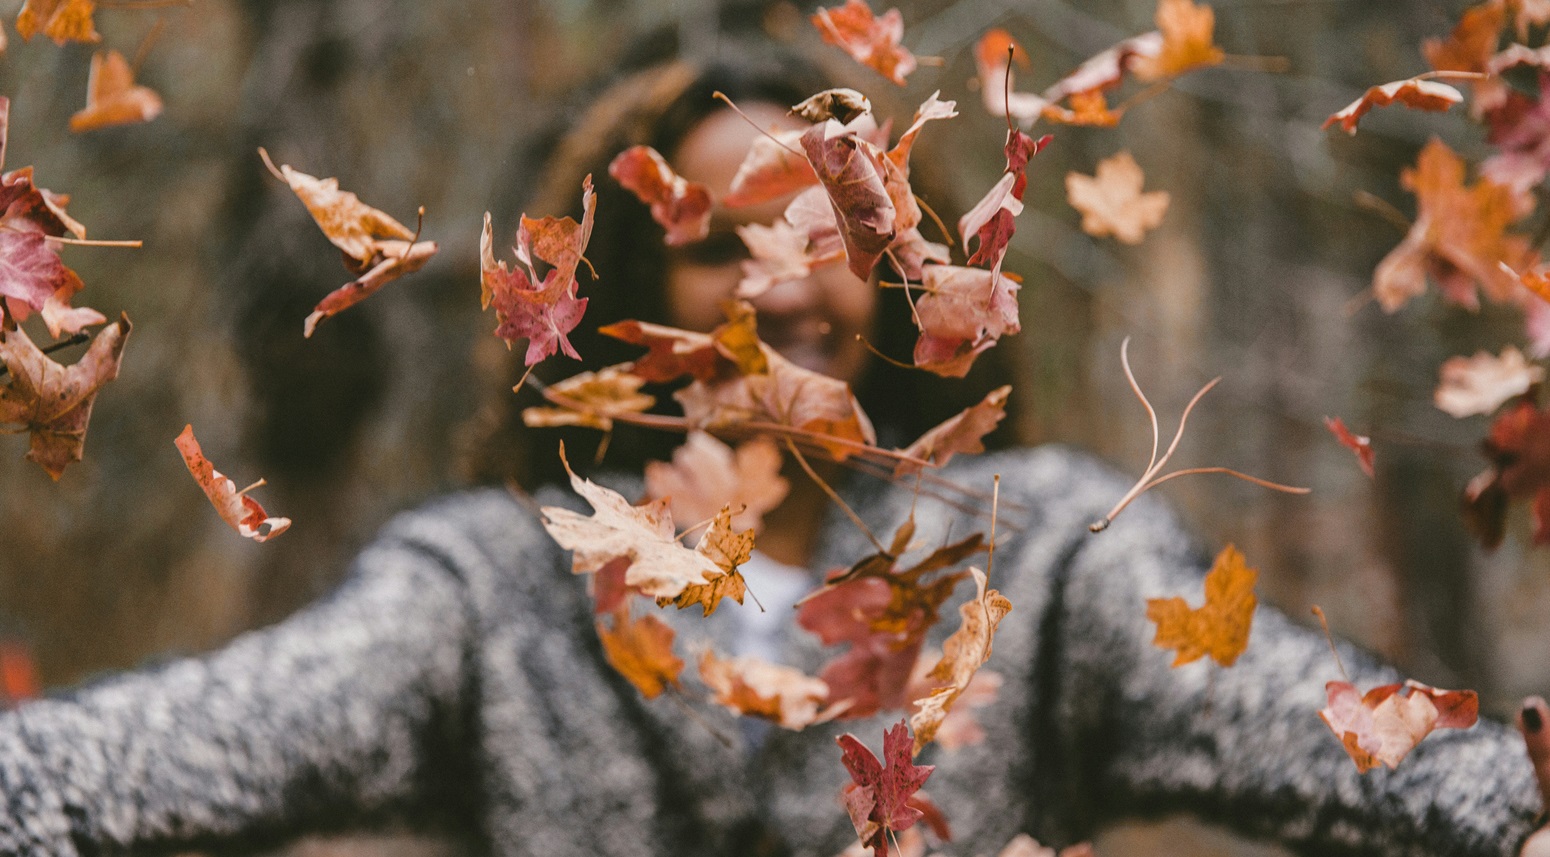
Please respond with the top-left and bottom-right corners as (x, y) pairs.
(1352, 190), (1411, 233)
(784, 436), (886, 554)
(1119, 337), (1160, 473)
(985, 474), (1001, 580)
(914, 195), (955, 247)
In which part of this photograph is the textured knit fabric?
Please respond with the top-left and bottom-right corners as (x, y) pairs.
(0, 446), (1539, 856)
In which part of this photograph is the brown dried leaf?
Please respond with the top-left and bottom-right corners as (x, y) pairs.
(0, 313), (128, 479)
(69, 50), (162, 133)
(15, 0), (97, 45)
(1435, 347), (1544, 418)
(909, 568), (1011, 753)
(699, 650), (831, 729)
(895, 385), (1010, 475)
(644, 432), (790, 533)
(597, 610), (683, 699)
(174, 425), (291, 542)
(1323, 78), (1463, 135)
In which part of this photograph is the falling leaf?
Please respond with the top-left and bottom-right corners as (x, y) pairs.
(1462, 399), (1550, 548)
(644, 431), (789, 533)
(656, 506), (753, 616)
(1374, 139), (1532, 313)
(1131, 0), (1226, 82)
(699, 650), (832, 729)
(540, 444), (725, 600)
(0, 231), (84, 331)
(69, 49), (163, 133)
(480, 178), (594, 364)
(959, 131), (1051, 283)
(1424, 1), (1505, 83)
(260, 148), (440, 336)
(15, 0), (97, 45)
(1146, 543), (1256, 667)
(725, 129), (818, 208)
(909, 568), (1012, 754)
(811, 0), (917, 86)
(1323, 416), (1375, 478)
(0, 313), (128, 480)
(1322, 79), (1464, 135)
(1319, 679), (1479, 772)
(895, 385), (1011, 476)
(600, 319), (721, 382)
(608, 145), (713, 246)
(792, 89), (874, 125)
(973, 29), (1047, 123)
(522, 364), (655, 431)
(1040, 89), (1125, 127)
(836, 721), (935, 857)
(1066, 151), (1170, 244)
(174, 425), (291, 542)
(1435, 347), (1544, 418)
(911, 265), (1022, 378)
(597, 610), (683, 699)
(800, 118), (896, 280)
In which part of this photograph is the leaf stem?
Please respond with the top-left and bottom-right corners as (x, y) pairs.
(784, 436), (885, 554)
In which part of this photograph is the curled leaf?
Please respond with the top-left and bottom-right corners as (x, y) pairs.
(699, 650), (832, 729)
(608, 145), (713, 246)
(1319, 679), (1479, 772)
(1323, 78), (1463, 135)
(0, 313), (129, 480)
(1324, 416), (1375, 478)
(69, 49), (163, 133)
(174, 425), (291, 542)
(909, 568), (1011, 754)
(811, 0), (917, 86)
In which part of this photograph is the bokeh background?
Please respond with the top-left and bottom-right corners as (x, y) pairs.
(0, 0), (1542, 854)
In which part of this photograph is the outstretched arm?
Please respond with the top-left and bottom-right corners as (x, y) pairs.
(1045, 502), (1541, 857)
(0, 536), (475, 857)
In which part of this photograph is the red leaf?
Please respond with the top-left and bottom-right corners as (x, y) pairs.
(0, 231), (83, 322)
(1324, 416), (1375, 478)
(800, 119), (896, 281)
(174, 424), (291, 542)
(811, 0), (917, 86)
(1464, 399), (1550, 548)
(480, 176), (595, 365)
(911, 265), (1021, 378)
(608, 145), (713, 246)
(836, 721), (935, 857)
(725, 129), (818, 208)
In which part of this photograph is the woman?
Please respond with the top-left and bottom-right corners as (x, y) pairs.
(0, 35), (1545, 857)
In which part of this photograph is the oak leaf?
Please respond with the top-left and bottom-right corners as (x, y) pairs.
(836, 721), (935, 857)
(1130, 0), (1226, 82)
(895, 385), (1010, 476)
(540, 444), (725, 599)
(1374, 138), (1532, 313)
(1323, 416), (1375, 478)
(1146, 543), (1256, 667)
(260, 148), (439, 337)
(1319, 679), (1479, 772)
(1435, 347), (1544, 418)
(811, 0), (916, 86)
(69, 49), (163, 133)
(908, 567), (1011, 753)
(174, 425), (291, 542)
(15, 0), (97, 45)
(1323, 79), (1463, 135)
(911, 265), (1021, 378)
(608, 145), (712, 246)
(521, 364), (654, 431)
(1065, 151), (1170, 244)
(0, 313), (127, 479)
(644, 431), (789, 533)
(699, 650), (832, 729)
(597, 610), (683, 699)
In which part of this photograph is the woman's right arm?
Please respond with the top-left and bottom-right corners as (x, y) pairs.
(0, 533), (476, 856)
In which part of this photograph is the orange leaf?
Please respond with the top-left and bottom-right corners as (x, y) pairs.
(1322, 78), (1463, 135)
(1065, 151), (1170, 244)
(597, 610), (682, 699)
(69, 50), (163, 133)
(1131, 0), (1225, 82)
(1146, 543), (1256, 667)
(895, 385), (1011, 475)
(608, 146), (712, 246)
(909, 568), (1011, 754)
(699, 650), (831, 729)
(15, 0), (97, 45)
(0, 314), (129, 480)
(174, 424), (291, 542)
(811, 0), (917, 86)
(1319, 679), (1479, 772)
(522, 364), (654, 431)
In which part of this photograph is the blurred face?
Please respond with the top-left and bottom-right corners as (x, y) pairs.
(666, 105), (877, 384)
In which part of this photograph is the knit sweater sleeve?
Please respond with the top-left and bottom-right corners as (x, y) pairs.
(1041, 495), (1542, 856)
(0, 532), (475, 856)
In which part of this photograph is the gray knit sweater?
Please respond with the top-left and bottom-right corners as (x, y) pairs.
(0, 446), (1539, 856)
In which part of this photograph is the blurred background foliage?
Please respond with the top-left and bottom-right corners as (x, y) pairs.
(0, 0), (1543, 854)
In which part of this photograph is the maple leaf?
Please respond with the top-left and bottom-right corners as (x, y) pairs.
(800, 118), (896, 281)
(597, 610), (683, 699)
(656, 506), (754, 616)
(1424, 0), (1507, 114)
(811, 0), (917, 86)
(608, 145), (713, 246)
(908, 568), (1012, 754)
(1065, 151), (1170, 244)
(0, 313), (128, 480)
(68, 49), (163, 133)
(699, 650), (832, 729)
(1319, 679), (1479, 772)
(644, 431), (789, 533)
(1131, 0), (1226, 82)
(1374, 139), (1533, 313)
(522, 364), (655, 431)
(1146, 543), (1256, 667)
(15, 0), (97, 45)
(1039, 89), (1125, 128)
(1322, 79), (1464, 135)
(911, 265), (1021, 378)
(0, 231), (85, 331)
(725, 129), (818, 208)
(736, 189), (848, 299)
(1323, 416), (1375, 478)
(260, 149), (440, 336)
(540, 444), (725, 599)
(895, 385), (1011, 476)
(599, 319), (720, 382)
(480, 178), (595, 364)
(1435, 347), (1544, 418)
(836, 721), (935, 857)
(174, 425), (291, 542)
(1462, 399), (1550, 548)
